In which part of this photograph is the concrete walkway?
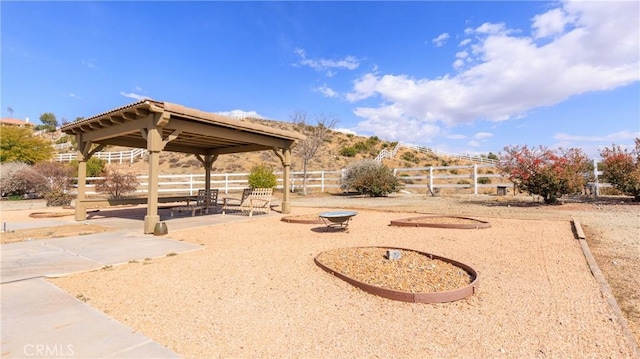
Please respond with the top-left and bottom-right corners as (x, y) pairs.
(0, 201), (279, 358)
(1, 230), (203, 358)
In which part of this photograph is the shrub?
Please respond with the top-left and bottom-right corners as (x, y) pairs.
(94, 169), (139, 199)
(477, 177), (492, 184)
(400, 151), (419, 164)
(71, 157), (106, 178)
(341, 160), (403, 197)
(0, 162), (32, 196)
(340, 146), (358, 157)
(12, 162), (75, 206)
(353, 141), (369, 152)
(599, 138), (640, 200)
(247, 163), (277, 188)
(497, 145), (590, 204)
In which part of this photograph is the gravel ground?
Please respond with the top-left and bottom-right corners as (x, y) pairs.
(44, 193), (638, 358)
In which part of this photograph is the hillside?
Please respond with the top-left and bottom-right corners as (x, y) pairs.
(54, 117), (490, 175)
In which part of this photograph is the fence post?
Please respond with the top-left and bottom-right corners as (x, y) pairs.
(321, 170), (325, 192)
(119, 151), (123, 164)
(593, 158), (599, 197)
(225, 173), (229, 195)
(429, 166), (434, 193)
(473, 164), (478, 195)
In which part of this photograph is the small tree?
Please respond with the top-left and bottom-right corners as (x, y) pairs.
(0, 126), (53, 164)
(290, 111), (337, 195)
(599, 138), (640, 201)
(497, 145), (590, 204)
(15, 162), (75, 206)
(341, 160), (403, 197)
(0, 162), (32, 197)
(38, 112), (58, 132)
(94, 169), (139, 199)
(247, 163), (277, 188)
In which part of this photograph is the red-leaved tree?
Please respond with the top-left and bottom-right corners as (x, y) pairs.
(599, 138), (640, 201)
(497, 145), (590, 204)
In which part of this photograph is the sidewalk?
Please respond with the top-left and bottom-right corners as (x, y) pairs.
(1, 202), (274, 358)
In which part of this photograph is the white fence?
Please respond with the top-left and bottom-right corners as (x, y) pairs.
(79, 164), (533, 196)
(82, 170), (344, 196)
(57, 149), (147, 164)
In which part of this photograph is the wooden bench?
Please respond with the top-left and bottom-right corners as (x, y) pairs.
(222, 188), (273, 217)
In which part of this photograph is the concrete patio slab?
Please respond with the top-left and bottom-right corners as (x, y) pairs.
(45, 232), (202, 266)
(1, 278), (179, 358)
(1, 241), (100, 284)
(1, 232), (202, 284)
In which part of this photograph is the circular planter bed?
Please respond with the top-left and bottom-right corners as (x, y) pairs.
(29, 212), (75, 218)
(315, 246), (479, 303)
(281, 213), (324, 224)
(390, 215), (490, 229)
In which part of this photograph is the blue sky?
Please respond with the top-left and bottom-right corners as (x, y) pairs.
(2, 1), (638, 158)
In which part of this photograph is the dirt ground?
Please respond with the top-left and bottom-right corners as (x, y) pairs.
(2, 194), (639, 358)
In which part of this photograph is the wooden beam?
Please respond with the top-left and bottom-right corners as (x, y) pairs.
(167, 119), (289, 149)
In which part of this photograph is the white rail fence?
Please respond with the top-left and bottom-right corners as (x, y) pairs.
(57, 149), (147, 164)
(55, 141), (496, 166)
(79, 163), (608, 197)
(378, 142), (497, 164)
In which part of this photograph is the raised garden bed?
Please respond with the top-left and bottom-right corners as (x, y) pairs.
(315, 246), (479, 303)
(281, 213), (324, 224)
(390, 215), (490, 229)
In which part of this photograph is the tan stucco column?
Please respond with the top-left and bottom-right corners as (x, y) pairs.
(75, 157), (87, 221)
(144, 127), (162, 234)
(281, 148), (292, 214)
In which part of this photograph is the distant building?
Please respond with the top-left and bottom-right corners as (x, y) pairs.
(0, 118), (34, 128)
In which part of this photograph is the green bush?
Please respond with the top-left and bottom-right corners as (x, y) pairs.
(341, 160), (403, 197)
(340, 146), (358, 157)
(477, 177), (492, 184)
(247, 163), (277, 188)
(71, 157), (106, 178)
(353, 141), (369, 152)
(400, 151), (419, 163)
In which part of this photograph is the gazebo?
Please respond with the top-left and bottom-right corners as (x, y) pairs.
(61, 100), (305, 233)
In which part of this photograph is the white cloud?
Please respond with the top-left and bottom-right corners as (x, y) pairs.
(553, 130), (640, 142)
(347, 0), (639, 144)
(474, 132), (493, 139)
(334, 127), (358, 136)
(446, 134), (467, 140)
(82, 60), (96, 69)
(432, 33), (450, 47)
(119, 92), (148, 101)
(216, 110), (265, 119)
(532, 8), (570, 39)
(467, 140), (481, 148)
(293, 48), (359, 76)
(315, 85), (338, 98)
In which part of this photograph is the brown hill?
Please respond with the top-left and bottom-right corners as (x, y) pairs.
(55, 117), (488, 175)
